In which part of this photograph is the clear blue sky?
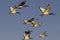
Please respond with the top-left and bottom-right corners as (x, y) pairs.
(0, 0), (60, 40)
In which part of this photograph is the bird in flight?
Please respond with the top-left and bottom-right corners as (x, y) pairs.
(39, 4), (55, 17)
(9, 0), (29, 14)
(9, 6), (20, 14)
(31, 19), (41, 28)
(39, 31), (48, 38)
(23, 30), (33, 40)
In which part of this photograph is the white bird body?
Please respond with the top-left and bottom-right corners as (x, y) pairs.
(24, 34), (30, 40)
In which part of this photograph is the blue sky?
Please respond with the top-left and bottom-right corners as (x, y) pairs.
(0, 0), (60, 40)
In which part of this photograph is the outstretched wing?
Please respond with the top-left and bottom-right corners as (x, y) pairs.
(18, 0), (26, 6)
(39, 6), (45, 13)
(45, 4), (51, 13)
(42, 31), (47, 35)
(35, 19), (39, 24)
(28, 18), (35, 22)
(10, 7), (14, 11)
(25, 30), (32, 34)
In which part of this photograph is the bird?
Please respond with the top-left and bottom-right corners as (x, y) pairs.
(39, 31), (48, 38)
(17, 0), (29, 9)
(23, 30), (33, 40)
(31, 19), (41, 28)
(39, 4), (55, 17)
(9, 6), (20, 14)
(23, 18), (35, 25)
(9, 0), (29, 14)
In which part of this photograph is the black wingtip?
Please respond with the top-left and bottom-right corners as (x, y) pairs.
(9, 12), (11, 14)
(48, 4), (50, 6)
(39, 36), (41, 38)
(29, 38), (33, 39)
(39, 25), (41, 27)
(16, 12), (21, 14)
(31, 18), (35, 20)
(45, 35), (48, 36)
(25, 30), (32, 34)
(32, 17), (35, 19)
(49, 13), (55, 16)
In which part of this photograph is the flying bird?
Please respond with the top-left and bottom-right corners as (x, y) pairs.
(39, 4), (55, 17)
(9, 6), (20, 14)
(31, 19), (41, 28)
(17, 0), (29, 9)
(39, 31), (48, 38)
(23, 30), (33, 40)
(9, 0), (29, 14)
(23, 18), (35, 25)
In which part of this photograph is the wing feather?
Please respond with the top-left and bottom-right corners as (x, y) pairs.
(39, 7), (45, 13)
(10, 7), (14, 11)
(18, 0), (26, 6)
(45, 4), (51, 13)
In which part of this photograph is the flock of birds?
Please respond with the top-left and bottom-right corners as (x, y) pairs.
(9, 0), (55, 40)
